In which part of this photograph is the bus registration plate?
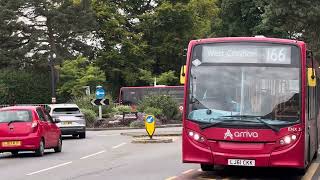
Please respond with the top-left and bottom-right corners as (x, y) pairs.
(228, 159), (255, 166)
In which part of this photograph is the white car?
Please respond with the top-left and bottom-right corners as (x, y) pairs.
(48, 104), (86, 138)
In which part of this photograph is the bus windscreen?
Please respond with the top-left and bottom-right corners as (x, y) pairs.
(188, 42), (301, 127)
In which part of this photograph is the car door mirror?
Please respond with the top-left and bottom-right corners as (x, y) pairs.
(54, 118), (61, 123)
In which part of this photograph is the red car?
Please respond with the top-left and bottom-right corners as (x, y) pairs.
(0, 106), (62, 156)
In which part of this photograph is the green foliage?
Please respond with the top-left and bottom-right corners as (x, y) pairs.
(215, 0), (264, 37)
(70, 95), (97, 111)
(81, 108), (97, 127)
(0, 69), (51, 104)
(138, 69), (154, 85)
(58, 56), (105, 98)
(112, 105), (131, 114)
(4, 0), (320, 105)
(93, 0), (219, 96)
(0, 0), (98, 69)
(138, 95), (179, 120)
(144, 107), (163, 118)
(157, 71), (178, 85)
(129, 120), (145, 128)
(256, 0), (320, 56)
(69, 94), (114, 116)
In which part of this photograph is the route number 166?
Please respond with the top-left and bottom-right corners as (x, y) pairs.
(266, 48), (288, 63)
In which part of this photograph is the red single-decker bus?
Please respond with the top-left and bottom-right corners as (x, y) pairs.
(181, 37), (319, 172)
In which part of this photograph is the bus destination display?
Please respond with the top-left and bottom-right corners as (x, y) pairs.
(201, 44), (292, 64)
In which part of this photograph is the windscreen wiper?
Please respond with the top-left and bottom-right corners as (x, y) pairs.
(7, 120), (25, 126)
(200, 119), (257, 130)
(221, 115), (280, 132)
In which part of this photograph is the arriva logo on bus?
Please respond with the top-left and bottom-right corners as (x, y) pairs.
(224, 129), (259, 140)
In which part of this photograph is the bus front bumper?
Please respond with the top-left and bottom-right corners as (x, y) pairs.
(182, 131), (305, 168)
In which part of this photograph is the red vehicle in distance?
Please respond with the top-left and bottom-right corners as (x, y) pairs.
(119, 86), (184, 111)
(180, 37), (319, 172)
(0, 106), (62, 156)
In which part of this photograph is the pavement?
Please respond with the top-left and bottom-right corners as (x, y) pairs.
(0, 127), (319, 180)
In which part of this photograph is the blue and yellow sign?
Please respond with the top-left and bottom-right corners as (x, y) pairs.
(145, 115), (155, 139)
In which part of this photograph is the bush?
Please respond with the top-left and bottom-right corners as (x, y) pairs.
(81, 109), (97, 127)
(70, 95), (115, 116)
(0, 69), (51, 104)
(144, 107), (162, 118)
(129, 120), (145, 128)
(112, 105), (131, 114)
(71, 95), (96, 111)
(137, 95), (179, 121)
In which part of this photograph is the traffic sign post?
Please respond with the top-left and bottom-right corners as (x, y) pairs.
(95, 86), (106, 119)
(95, 86), (105, 99)
(91, 99), (109, 106)
(145, 115), (155, 139)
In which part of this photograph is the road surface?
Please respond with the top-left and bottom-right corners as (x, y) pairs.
(0, 128), (319, 180)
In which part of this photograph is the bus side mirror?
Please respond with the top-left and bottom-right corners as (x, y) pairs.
(180, 65), (186, 84)
(308, 68), (316, 87)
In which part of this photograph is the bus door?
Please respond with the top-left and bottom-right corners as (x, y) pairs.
(306, 54), (318, 162)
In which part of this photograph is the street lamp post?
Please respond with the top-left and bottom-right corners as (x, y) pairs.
(50, 53), (57, 104)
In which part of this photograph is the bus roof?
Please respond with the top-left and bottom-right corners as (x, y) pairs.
(189, 37), (305, 46)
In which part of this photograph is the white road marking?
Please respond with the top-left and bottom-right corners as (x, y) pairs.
(165, 176), (177, 180)
(80, 150), (106, 160)
(97, 134), (119, 137)
(112, 142), (127, 149)
(182, 169), (194, 174)
(26, 161), (73, 176)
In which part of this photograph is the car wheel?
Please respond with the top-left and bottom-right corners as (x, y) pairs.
(11, 151), (19, 156)
(54, 137), (62, 153)
(79, 132), (86, 139)
(35, 139), (45, 157)
(200, 164), (214, 171)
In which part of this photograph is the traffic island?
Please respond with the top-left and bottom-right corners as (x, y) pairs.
(121, 131), (181, 137)
(132, 137), (173, 144)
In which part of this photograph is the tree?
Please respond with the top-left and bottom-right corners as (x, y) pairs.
(215, 0), (266, 37)
(0, 0), (98, 69)
(140, 0), (219, 74)
(93, 0), (155, 95)
(58, 56), (105, 98)
(0, 0), (30, 68)
(256, 0), (320, 56)
(157, 70), (178, 85)
(0, 69), (51, 104)
(93, 0), (219, 96)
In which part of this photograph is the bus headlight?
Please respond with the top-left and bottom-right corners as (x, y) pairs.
(188, 130), (205, 143)
(279, 134), (298, 145)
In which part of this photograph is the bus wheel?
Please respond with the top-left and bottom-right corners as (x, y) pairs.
(314, 149), (319, 159)
(201, 164), (214, 171)
(296, 168), (307, 176)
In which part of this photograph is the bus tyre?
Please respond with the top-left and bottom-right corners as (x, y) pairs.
(201, 164), (214, 171)
(314, 149), (319, 159)
(297, 168), (307, 176)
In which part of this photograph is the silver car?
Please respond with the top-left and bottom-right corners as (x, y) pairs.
(48, 104), (86, 138)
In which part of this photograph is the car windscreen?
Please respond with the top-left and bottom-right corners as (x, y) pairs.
(52, 107), (81, 114)
(0, 110), (32, 123)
